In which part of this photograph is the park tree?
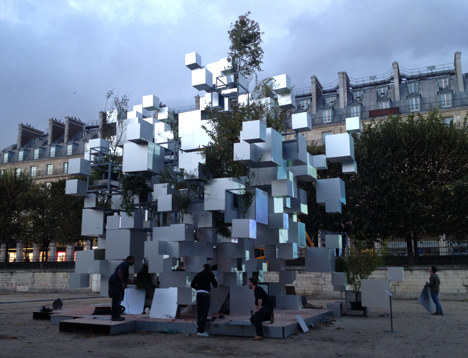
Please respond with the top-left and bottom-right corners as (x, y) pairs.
(0, 169), (34, 248)
(26, 180), (83, 261)
(227, 11), (264, 77)
(303, 111), (468, 261)
(347, 112), (468, 260)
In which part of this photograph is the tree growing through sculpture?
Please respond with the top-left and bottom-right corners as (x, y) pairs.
(66, 15), (359, 313)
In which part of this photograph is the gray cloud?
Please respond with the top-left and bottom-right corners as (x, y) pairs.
(1, 0), (467, 149)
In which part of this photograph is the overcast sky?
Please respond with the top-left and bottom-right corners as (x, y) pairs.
(1, 0), (467, 149)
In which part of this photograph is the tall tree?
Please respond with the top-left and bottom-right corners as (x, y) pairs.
(303, 111), (468, 260)
(26, 180), (83, 260)
(348, 112), (468, 258)
(227, 11), (264, 77)
(0, 169), (33, 247)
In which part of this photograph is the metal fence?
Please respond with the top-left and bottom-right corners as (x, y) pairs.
(0, 262), (75, 270)
(375, 237), (468, 257)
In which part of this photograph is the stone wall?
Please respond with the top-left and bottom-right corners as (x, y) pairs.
(1, 267), (467, 300)
(264, 266), (468, 300)
(0, 270), (74, 292)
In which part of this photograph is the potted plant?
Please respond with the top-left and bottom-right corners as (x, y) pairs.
(344, 245), (383, 310)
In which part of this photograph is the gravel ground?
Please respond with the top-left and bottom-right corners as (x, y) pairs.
(0, 292), (466, 358)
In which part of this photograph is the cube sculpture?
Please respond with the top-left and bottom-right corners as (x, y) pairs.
(292, 112), (312, 132)
(68, 53), (357, 318)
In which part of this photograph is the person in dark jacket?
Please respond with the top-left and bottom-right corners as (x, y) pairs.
(426, 266), (443, 315)
(191, 264), (218, 336)
(248, 277), (274, 340)
(108, 256), (135, 321)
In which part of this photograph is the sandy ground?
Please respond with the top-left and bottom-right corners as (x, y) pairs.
(0, 292), (466, 358)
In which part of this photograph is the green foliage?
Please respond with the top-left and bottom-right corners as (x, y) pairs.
(202, 104), (248, 179)
(120, 175), (151, 216)
(227, 12), (264, 77)
(237, 187), (255, 219)
(27, 181), (83, 249)
(345, 246), (383, 291)
(302, 110), (468, 256)
(159, 167), (194, 223)
(0, 175), (83, 259)
(0, 169), (34, 244)
(349, 111), (468, 244)
(334, 256), (348, 273)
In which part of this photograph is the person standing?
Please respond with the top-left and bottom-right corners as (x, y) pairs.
(191, 264), (218, 336)
(108, 256), (135, 321)
(426, 266), (443, 315)
(248, 277), (274, 340)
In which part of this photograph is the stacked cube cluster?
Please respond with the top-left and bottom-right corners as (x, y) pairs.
(66, 52), (361, 314)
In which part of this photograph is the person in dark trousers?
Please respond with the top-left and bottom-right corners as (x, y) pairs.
(108, 256), (135, 321)
(191, 264), (218, 336)
(248, 277), (274, 340)
(426, 266), (443, 315)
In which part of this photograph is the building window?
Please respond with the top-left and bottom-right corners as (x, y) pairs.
(378, 99), (391, 110)
(0, 169), (4, 176)
(407, 81), (419, 95)
(324, 96), (336, 107)
(353, 90), (363, 102)
(438, 92), (452, 108)
(297, 98), (311, 111)
(408, 96), (421, 112)
(63, 162), (68, 174)
(349, 105), (361, 118)
(376, 86), (388, 98)
(438, 77), (449, 89)
(30, 166), (37, 177)
(18, 150), (24, 162)
(3, 152), (9, 163)
(67, 144), (73, 155)
(34, 148), (40, 160)
(50, 146), (56, 158)
(322, 109), (332, 123)
(46, 164), (53, 175)
(15, 168), (21, 177)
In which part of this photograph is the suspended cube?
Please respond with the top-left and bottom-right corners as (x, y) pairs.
(240, 120), (266, 144)
(311, 154), (327, 170)
(278, 92), (296, 109)
(105, 229), (146, 260)
(283, 134), (307, 165)
(68, 158), (90, 176)
(277, 243), (298, 259)
(81, 209), (105, 236)
(325, 234), (342, 249)
(316, 178), (346, 213)
(122, 141), (165, 173)
(65, 179), (87, 196)
(127, 118), (154, 144)
(292, 112), (312, 132)
(305, 247), (335, 273)
(192, 68), (213, 91)
(346, 116), (362, 133)
(325, 133), (355, 163)
(142, 94), (160, 111)
(272, 74), (292, 94)
(231, 219), (257, 239)
(185, 51), (202, 70)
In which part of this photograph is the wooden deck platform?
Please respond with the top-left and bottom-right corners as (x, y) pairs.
(53, 304), (333, 338)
